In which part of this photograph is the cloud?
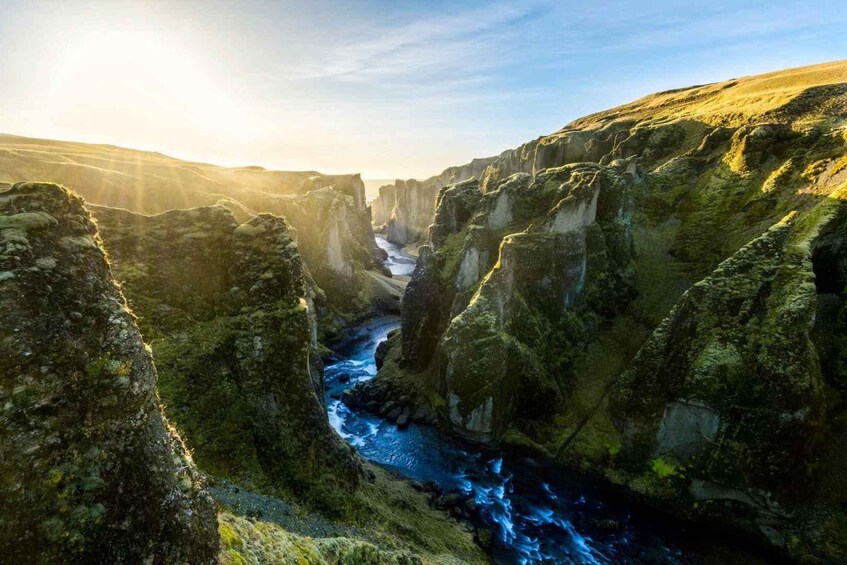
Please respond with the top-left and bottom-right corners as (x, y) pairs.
(277, 1), (547, 84)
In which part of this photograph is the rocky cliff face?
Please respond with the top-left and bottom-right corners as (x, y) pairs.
(0, 183), (218, 563)
(369, 61), (847, 559)
(604, 208), (842, 554)
(371, 157), (497, 246)
(90, 204), (362, 511)
(264, 186), (390, 318)
(0, 135), (388, 323)
(390, 164), (635, 441)
(0, 183), (485, 564)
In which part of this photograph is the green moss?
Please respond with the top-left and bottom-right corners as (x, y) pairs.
(650, 457), (683, 479)
(0, 210), (58, 244)
(437, 226), (470, 278)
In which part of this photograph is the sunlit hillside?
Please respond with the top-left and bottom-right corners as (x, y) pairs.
(565, 59), (847, 130)
(0, 133), (363, 218)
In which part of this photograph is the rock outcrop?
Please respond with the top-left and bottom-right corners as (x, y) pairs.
(91, 204), (362, 511)
(0, 183), (218, 563)
(602, 201), (847, 558)
(371, 157), (497, 246)
(383, 164), (636, 441)
(265, 186), (389, 317)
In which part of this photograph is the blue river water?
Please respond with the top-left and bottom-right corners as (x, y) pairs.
(323, 236), (707, 564)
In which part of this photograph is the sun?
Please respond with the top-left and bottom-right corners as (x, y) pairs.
(43, 28), (255, 143)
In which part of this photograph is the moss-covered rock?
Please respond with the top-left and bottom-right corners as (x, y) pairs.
(91, 204), (362, 512)
(612, 213), (821, 493)
(434, 165), (636, 440)
(600, 197), (847, 560)
(371, 158), (496, 246)
(266, 186), (390, 318)
(0, 182), (218, 563)
(367, 61), (847, 559)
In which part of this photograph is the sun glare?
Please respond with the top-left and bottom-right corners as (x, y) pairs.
(43, 28), (255, 143)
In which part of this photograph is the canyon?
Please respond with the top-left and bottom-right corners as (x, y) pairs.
(2, 60), (847, 564)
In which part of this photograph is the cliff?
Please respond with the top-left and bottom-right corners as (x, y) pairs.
(366, 60), (847, 560)
(602, 207), (846, 556)
(0, 183), (218, 563)
(0, 183), (486, 564)
(90, 202), (487, 564)
(264, 187), (390, 319)
(371, 157), (497, 246)
(90, 204), (362, 510)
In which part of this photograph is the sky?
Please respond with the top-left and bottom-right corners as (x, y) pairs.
(1, 0), (846, 180)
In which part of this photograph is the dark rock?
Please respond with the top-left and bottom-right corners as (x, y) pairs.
(375, 339), (390, 370)
(421, 481), (442, 496)
(380, 400), (398, 417)
(592, 518), (621, 532)
(0, 183), (218, 563)
(396, 408), (411, 428)
(411, 404), (432, 422)
(474, 528), (494, 551)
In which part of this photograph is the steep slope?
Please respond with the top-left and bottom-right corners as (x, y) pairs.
(601, 204), (847, 558)
(371, 157), (497, 246)
(0, 133), (387, 320)
(365, 60), (847, 560)
(0, 182), (486, 564)
(0, 183), (218, 563)
(90, 204), (361, 511)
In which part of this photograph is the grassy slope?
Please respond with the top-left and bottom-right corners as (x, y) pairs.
(564, 59), (847, 130)
(0, 133), (356, 216)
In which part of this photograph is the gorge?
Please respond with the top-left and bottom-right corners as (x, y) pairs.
(2, 59), (847, 565)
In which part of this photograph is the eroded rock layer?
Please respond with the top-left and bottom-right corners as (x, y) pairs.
(0, 183), (218, 563)
(90, 204), (362, 510)
(371, 157), (497, 246)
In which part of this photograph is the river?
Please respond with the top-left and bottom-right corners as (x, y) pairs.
(323, 236), (718, 564)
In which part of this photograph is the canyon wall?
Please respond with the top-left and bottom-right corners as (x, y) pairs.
(0, 183), (219, 563)
(364, 60), (847, 560)
(371, 157), (497, 246)
(0, 182), (487, 563)
(91, 204), (362, 509)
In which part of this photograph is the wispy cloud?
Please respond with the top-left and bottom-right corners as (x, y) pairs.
(277, 2), (547, 84)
